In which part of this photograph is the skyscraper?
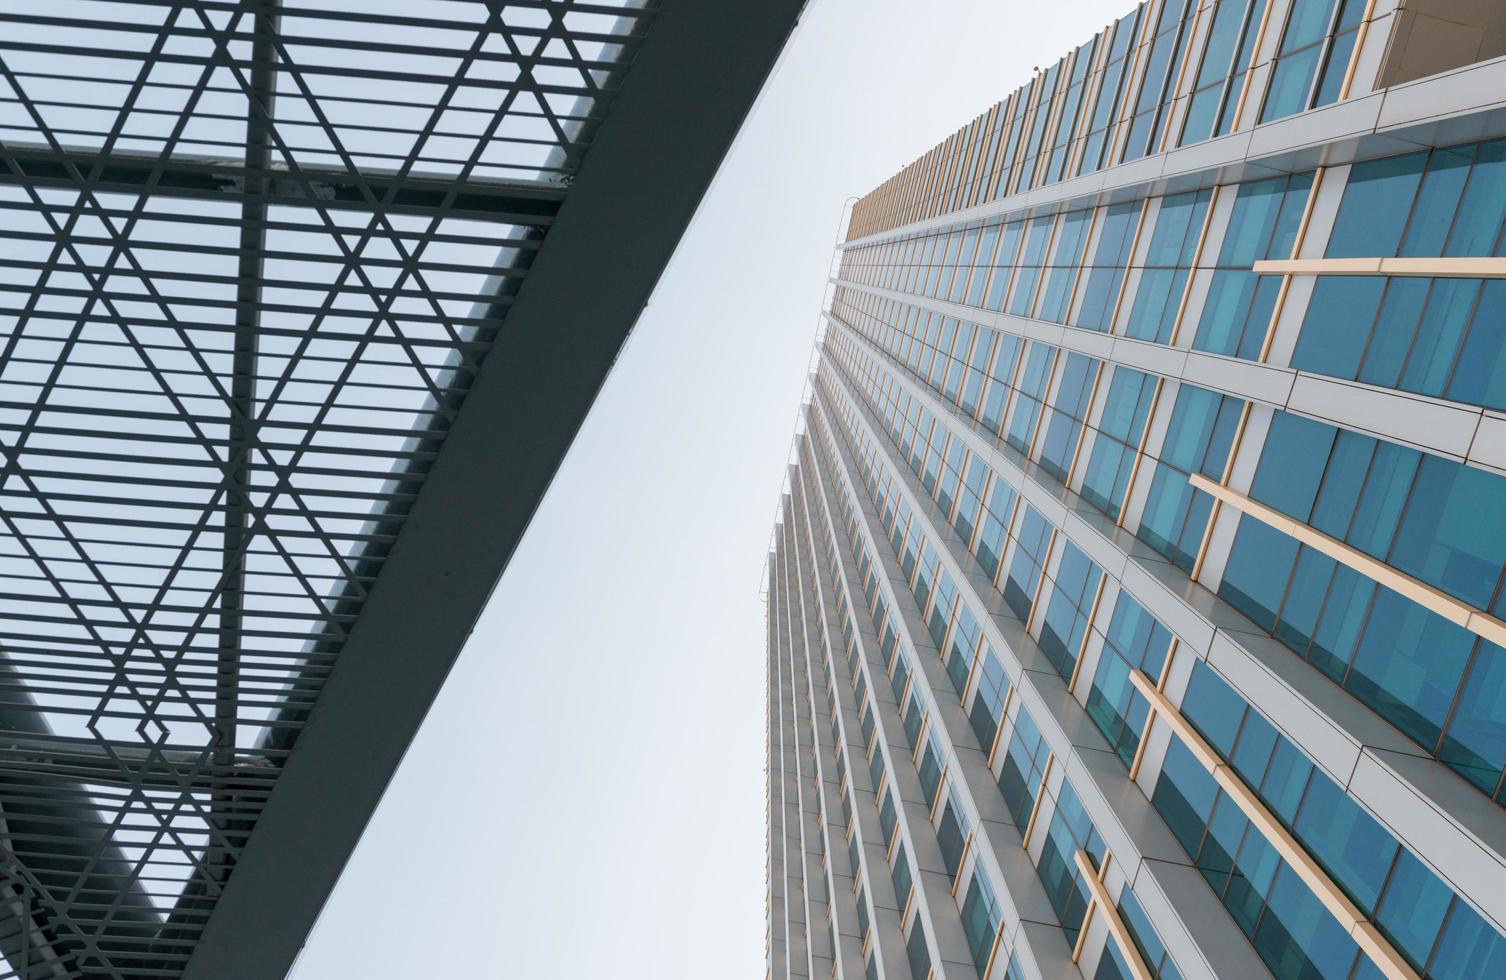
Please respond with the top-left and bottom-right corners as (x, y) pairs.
(766, 3), (1506, 979)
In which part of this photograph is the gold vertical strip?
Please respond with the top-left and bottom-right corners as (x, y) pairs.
(1189, 399), (1251, 581)
(1156, 0), (1208, 156)
(1063, 361), (1108, 490)
(1115, 376), (1164, 531)
(1107, 0), (1162, 165)
(1107, 198), (1152, 334)
(1165, 182), (1219, 347)
(1257, 165), (1325, 363)
(1024, 527), (1061, 636)
(1066, 24), (1115, 179)
(1067, 572), (1108, 694)
(1337, 0), (1381, 100)
(1229, 0), (1279, 130)
(1019, 754), (1056, 849)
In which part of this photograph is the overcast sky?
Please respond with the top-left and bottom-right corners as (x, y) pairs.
(289, 1), (1129, 976)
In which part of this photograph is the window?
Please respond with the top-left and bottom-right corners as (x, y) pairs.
(980, 334), (1023, 434)
(906, 918), (932, 978)
(1075, 201), (1142, 331)
(891, 843), (914, 911)
(974, 480), (1018, 581)
(960, 329), (998, 417)
(1080, 367), (1157, 519)
(1034, 782), (1106, 944)
(1193, 172), (1312, 359)
(1328, 139), (1506, 259)
(1037, 540), (1104, 681)
(1008, 216), (1057, 316)
(1003, 505), (1052, 619)
(1259, 0), (1365, 123)
(1124, 189), (1211, 343)
(960, 872), (1004, 977)
(968, 651), (1011, 752)
(1179, 0), (1268, 146)
(1005, 342), (1057, 453)
(1015, 62), (1062, 192)
(1135, 385), (1242, 572)
(1037, 209), (1094, 323)
(1150, 739), (1368, 979)
(998, 707), (1050, 828)
(1118, 887), (1184, 980)
(878, 787), (898, 849)
(1121, 0), (1196, 162)
(1218, 411), (1506, 804)
(984, 222), (1026, 311)
(1293, 277), (1506, 409)
(1037, 353), (1101, 482)
(1179, 661), (1506, 973)
(1085, 592), (1173, 767)
(937, 795), (968, 882)
(1079, 8), (1142, 174)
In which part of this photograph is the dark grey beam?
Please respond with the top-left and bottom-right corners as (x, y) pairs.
(179, 0), (806, 976)
(0, 142), (565, 223)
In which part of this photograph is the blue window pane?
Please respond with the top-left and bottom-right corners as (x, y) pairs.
(1220, 177), (1294, 265)
(1004, 506), (1051, 618)
(1374, 849), (1452, 971)
(1181, 662), (1247, 756)
(1259, 738), (1314, 824)
(1220, 519), (1298, 632)
(1440, 640), (1506, 797)
(1328, 151), (1426, 257)
(1447, 138), (1506, 256)
(1309, 429), (1372, 537)
(1399, 145), (1473, 256)
(1291, 276), (1384, 379)
(1152, 740), (1218, 854)
(1039, 210), (1093, 323)
(906, 919), (931, 977)
(1291, 777), (1396, 910)
(1346, 589), (1473, 750)
(1138, 464), (1212, 572)
(1249, 411), (1335, 519)
(1312, 26), (1356, 107)
(1077, 201), (1141, 331)
(1391, 455), (1506, 610)
(1265, 56), (1325, 126)
(1273, 547), (1336, 654)
(1348, 277), (1423, 390)
(1307, 565), (1373, 682)
(1449, 280), (1506, 409)
(1081, 438), (1135, 519)
(1125, 268), (1188, 342)
(1346, 441), (1420, 558)
(1401, 278), (1479, 397)
(1431, 898), (1506, 978)
(1009, 217), (1056, 316)
(1252, 864), (1360, 980)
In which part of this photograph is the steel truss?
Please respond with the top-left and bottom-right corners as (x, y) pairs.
(0, 1), (803, 976)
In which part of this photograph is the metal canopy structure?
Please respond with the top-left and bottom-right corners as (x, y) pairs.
(0, 1), (805, 977)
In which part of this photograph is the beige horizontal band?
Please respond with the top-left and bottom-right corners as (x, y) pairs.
(1189, 473), (1506, 649)
(1072, 848), (1154, 980)
(1130, 671), (1420, 980)
(1251, 256), (1506, 278)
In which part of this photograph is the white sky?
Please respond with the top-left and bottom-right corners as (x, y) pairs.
(288, 1), (1129, 976)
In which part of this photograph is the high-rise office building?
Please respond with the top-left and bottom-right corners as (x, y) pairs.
(766, 3), (1506, 979)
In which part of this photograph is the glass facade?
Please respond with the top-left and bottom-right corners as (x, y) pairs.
(768, 3), (1506, 979)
